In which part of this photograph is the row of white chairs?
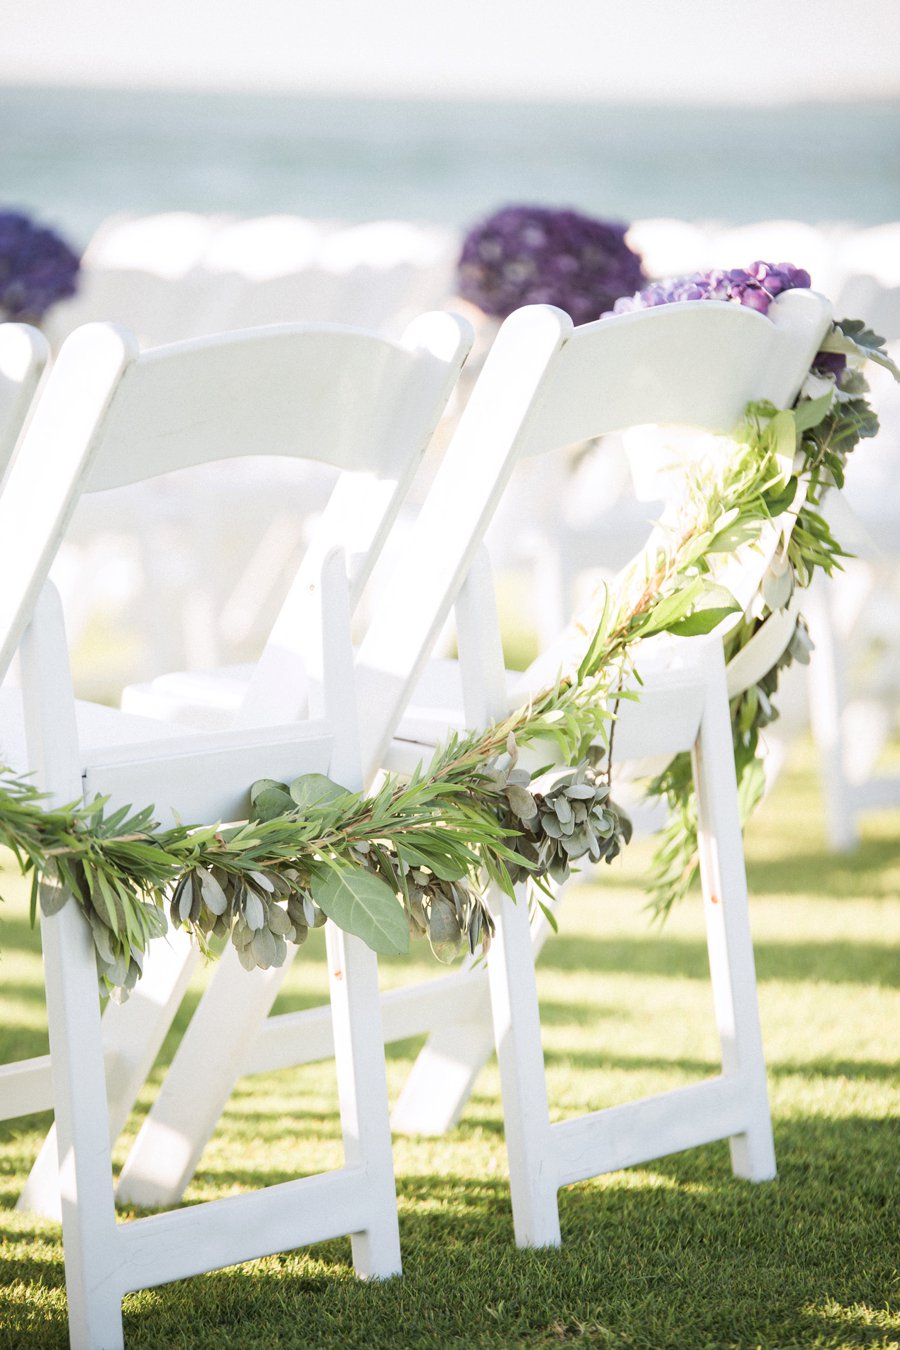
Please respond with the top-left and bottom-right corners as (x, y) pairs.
(44, 213), (460, 349)
(2, 288), (831, 1346)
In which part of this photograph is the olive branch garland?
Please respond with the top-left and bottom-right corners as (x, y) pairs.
(645, 318), (899, 916)
(0, 316), (895, 997)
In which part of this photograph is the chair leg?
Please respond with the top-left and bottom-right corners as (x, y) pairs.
(488, 888), (561, 1248)
(805, 580), (858, 852)
(41, 901), (125, 1350)
(19, 930), (200, 1220)
(693, 649), (776, 1181)
(326, 925), (401, 1278)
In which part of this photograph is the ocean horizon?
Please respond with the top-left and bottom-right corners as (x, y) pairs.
(1, 85), (898, 249)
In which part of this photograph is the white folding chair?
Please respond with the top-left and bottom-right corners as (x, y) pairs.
(0, 321), (49, 480)
(0, 310), (470, 1347)
(114, 291), (831, 1250)
(351, 289), (831, 1246)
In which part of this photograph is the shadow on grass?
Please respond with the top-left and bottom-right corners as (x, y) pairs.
(1, 1114), (895, 1350)
(538, 932), (900, 987)
(745, 837), (900, 900)
(540, 1045), (900, 1085)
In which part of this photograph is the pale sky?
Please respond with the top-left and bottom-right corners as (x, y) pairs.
(3, 0), (900, 103)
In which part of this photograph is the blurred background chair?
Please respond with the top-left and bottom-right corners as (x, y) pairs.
(0, 322), (49, 480)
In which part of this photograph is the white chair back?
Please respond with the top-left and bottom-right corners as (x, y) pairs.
(356, 290), (831, 775)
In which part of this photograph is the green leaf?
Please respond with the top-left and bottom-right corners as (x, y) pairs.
(395, 838), (469, 881)
(310, 863), (409, 956)
(706, 518), (765, 552)
(666, 605), (739, 637)
(289, 773), (351, 812)
(769, 410), (797, 484)
(640, 577), (704, 637)
(250, 787), (296, 821)
(762, 479), (798, 517)
(823, 319), (900, 379)
(793, 392), (833, 434)
(94, 870), (123, 935)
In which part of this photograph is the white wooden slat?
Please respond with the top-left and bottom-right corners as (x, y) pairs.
(0, 1056), (53, 1119)
(552, 1076), (750, 1188)
(0, 325), (137, 681)
(243, 967), (489, 1075)
(115, 1167), (370, 1296)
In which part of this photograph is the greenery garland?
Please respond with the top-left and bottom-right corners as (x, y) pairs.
(645, 318), (898, 916)
(0, 316), (896, 997)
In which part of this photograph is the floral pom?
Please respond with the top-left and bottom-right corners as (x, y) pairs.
(609, 260), (811, 318)
(0, 209), (81, 323)
(458, 204), (646, 325)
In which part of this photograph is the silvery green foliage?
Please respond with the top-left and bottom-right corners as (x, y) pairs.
(402, 863), (491, 963)
(491, 742), (632, 887)
(535, 769), (633, 879)
(169, 862), (325, 974)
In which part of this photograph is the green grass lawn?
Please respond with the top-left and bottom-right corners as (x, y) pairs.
(1, 742), (898, 1349)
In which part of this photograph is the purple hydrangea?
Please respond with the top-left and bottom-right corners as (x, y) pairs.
(0, 209), (81, 324)
(457, 205), (646, 325)
(608, 260), (811, 318)
(810, 349), (847, 382)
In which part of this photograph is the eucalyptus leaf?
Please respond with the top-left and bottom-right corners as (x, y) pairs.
(289, 773), (350, 812)
(250, 926), (277, 969)
(505, 784), (538, 823)
(426, 895), (463, 964)
(236, 942), (257, 972)
(310, 863), (409, 956)
(267, 902), (293, 937)
(249, 870), (275, 893)
(39, 872), (69, 917)
(199, 869), (229, 916)
(249, 787), (295, 821)
(243, 889), (265, 932)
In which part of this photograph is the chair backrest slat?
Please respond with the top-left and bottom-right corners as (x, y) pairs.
(85, 318), (466, 491)
(517, 295), (828, 457)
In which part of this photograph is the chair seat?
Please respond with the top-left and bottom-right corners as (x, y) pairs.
(0, 684), (200, 776)
(384, 639), (709, 772)
(121, 662), (258, 727)
(120, 631), (712, 777)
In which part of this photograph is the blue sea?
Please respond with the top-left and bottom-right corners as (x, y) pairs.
(1, 85), (898, 248)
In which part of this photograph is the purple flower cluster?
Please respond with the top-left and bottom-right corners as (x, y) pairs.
(0, 210), (80, 324)
(457, 205), (646, 325)
(609, 260), (811, 318)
